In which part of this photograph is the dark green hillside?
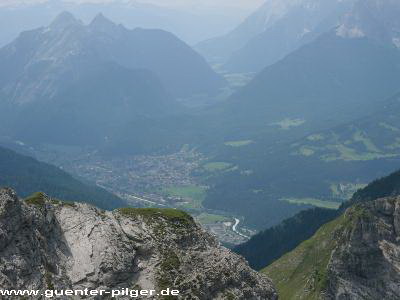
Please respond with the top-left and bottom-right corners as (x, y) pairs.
(262, 213), (348, 300)
(202, 143), (398, 229)
(234, 167), (400, 271)
(198, 36), (400, 226)
(182, 6), (400, 231)
(234, 208), (337, 270)
(5, 62), (175, 147)
(262, 196), (400, 299)
(219, 33), (400, 138)
(203, 93), (400, 229)
(0, 146), (125, 210)
(345, 169), (400, 208)
(289, 95), (400, 164)
(120, 26), (225, 97)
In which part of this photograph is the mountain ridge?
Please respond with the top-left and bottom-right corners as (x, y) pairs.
(263, 196), (400, 299)
(198, 0), (400, 73)
(196, 0), (357, 70)
(234, 167), (400, 272)
(200, 32), (400, 229)
(0, 188), (278, 299)
(0, 12), (224, 149)
(0, 11), (224, 100)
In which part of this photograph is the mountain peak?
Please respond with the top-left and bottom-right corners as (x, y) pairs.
(263, 196), (400, 299)
(0, 188), (278, 300)
(50, 11), (80, 30)
(89, 13), (118, 32)
(336, 0), (400, 46)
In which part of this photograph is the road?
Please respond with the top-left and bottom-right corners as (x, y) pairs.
(119, 193), (167, 207)
(232, 218), (250, 239)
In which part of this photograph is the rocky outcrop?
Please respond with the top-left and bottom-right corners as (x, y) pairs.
(263, 196), (400, 300)
(326, 197), (400, 299)
(0, 188), (277, 299)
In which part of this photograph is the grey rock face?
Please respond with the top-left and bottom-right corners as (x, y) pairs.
(223, 0), (357, 72)
(0, 12), (224, 103)
(326, 197), (400, 300)
(197, 0), (357, 71)
(336, 0), (400, 48)
(0, 188), (277, 299)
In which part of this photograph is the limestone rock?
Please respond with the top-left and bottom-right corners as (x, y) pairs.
(0, 188), (277, 299)
(326, 197), (400, 299)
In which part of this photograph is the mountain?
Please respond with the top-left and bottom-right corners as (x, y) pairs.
(221, 32), (400, 135)
(198, 0), (400, 73)
(186, 0), (400, 232)
(196, 0), (356, 69)
(263, 196), (400, 299)
(234, 208), (338, 270)
(200, 0), (400, 232)
(336, 0), (400, 46)
(0, 12), (224, 148)
(0, 188), (278, 299)
(200, 31), (400, 229)
(0, 12), (224, 99)
(224, 0), (357, 72)
(0, 145), (125, 210)
(195, 0), (286, 63)
(234, 167), (400, 272)
(0, 0), (247, 46)
(348, 169), (400, 206)
(0, 60), (174, 146)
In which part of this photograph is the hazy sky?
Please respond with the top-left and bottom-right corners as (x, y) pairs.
(137, 0), (265, 10)
(0, 0), (266, 45)
(0, 0), (265, 10)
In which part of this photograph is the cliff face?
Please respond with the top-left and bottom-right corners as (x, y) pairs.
(326, 197), (400, 299)
(263, 196), (400, 300)
(0, 188), (277, 300)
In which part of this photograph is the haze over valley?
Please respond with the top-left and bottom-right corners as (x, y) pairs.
(2, 0), (400, 241)
(1, 1), (400, 298)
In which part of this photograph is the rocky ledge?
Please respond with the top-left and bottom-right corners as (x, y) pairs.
(326, 196), (400, 299)
(264, 196), (400, 300)
(0, 188), (277, 299)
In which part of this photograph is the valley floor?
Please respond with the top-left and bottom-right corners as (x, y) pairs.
(31, 144), (253, 245)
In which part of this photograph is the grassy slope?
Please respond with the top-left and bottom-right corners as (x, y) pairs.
(118, 207), (194, 225)
(262, 206), (367, 300)
(232, 169), (400, 270)
(195, 212), (230, 224)
(163, 185), (207, 209)
(280, 197), (341, 209)
(262, 215), (344, 299)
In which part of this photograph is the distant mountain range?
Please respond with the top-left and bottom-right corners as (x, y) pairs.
(0, 0), (248, 46)
(0, 12), (224, 148)
(1, 0), (399, 239)
(0, 11), (223, 99)
(202, 0), (400, 142)
(197, 0), (400, 229)
(196, 0), (287, 64)
(220, 32), (400, 136)
(0, 145), (125, 210)
(197, 0), (400, 73)
(202, 88), (400, 229)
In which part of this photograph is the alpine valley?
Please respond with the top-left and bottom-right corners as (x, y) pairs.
(1, 0), (400, 298)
